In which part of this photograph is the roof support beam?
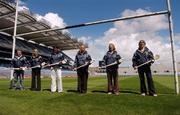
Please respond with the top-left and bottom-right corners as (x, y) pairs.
(41, 39), (74, 44)
(0, 21), (36, 31)
(29, 35), (61, 41)
(0, 12), (14, 19)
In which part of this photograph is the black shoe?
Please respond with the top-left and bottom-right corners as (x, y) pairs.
(81, 90), (87, 93)
(10, 87), (16, 90)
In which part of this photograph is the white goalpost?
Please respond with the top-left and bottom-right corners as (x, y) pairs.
(11, 0), (179, 94)
(10, 0), (19, 88)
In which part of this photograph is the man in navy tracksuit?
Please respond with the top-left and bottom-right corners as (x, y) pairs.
(11, 50), (28, 90)
(74, 45), (92, 93)
(132, 40), (157, 96)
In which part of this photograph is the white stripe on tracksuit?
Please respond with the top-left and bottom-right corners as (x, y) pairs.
(50, 68), (63, 92)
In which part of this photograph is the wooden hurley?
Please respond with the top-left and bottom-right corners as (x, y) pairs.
(11, 62), (46, 70)
(99, 59), (123, 69)
(11, 67), (27, 70)
(73, 60), (95, 71)
(135, 55), (160, 69)
(42, 59), (67, 68)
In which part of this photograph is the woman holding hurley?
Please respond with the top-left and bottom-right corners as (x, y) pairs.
(132, 40), (157, 96)
(102, 43), (122, 95)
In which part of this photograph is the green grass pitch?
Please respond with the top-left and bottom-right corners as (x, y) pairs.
(0, 76), (180, 115)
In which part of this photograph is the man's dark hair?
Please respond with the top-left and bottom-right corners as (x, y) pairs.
(53, 46), (59, 49)
(139, 40), (146, 45)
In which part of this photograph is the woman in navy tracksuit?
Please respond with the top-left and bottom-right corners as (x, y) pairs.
(74, 45), (92, 93)
(103, 43), (121, 95)
(29, 48), (43, 91)
(132, 40), (157, 96)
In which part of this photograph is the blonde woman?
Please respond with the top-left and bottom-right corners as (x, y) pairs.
(29, 48), (43, 91)
(102, 43), (121, 95)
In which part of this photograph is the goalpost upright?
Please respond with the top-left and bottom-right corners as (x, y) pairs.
(11, 0), (179, 94)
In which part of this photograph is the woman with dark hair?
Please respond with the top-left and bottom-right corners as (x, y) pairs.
(103, 43), (122, 95)
(132, 40), (157, 96)
(30, 48), (43, 91)
(49, 47), (67, 93)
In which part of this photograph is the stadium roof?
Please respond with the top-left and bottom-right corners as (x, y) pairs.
(0, 0), (84, 50)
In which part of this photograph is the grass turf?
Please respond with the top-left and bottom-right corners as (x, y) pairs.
(0, 76), (179, 115)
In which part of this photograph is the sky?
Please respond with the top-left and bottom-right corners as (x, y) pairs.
(16, 0), (180, 67)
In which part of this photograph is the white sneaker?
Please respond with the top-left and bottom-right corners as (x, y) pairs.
(108, 92), (112, 95)
(141, 93), (146, 96)
(153, 94), (157, 97)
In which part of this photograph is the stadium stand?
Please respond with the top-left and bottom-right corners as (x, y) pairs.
(0, 0), (83, 68)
